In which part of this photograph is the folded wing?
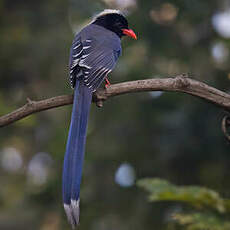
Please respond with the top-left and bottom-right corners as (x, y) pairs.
(69, 33), (121, 91)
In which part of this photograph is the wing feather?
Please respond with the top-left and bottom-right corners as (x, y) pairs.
(69, 30), (121, 91)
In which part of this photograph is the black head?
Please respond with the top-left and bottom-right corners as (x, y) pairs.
(92, 10), (136, 39)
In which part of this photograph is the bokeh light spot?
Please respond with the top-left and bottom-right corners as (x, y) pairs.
(149, 91), (164, 99)
(27, 152), (53, 186)
(115, 163), (136, 187)
(212, 11), (230, 38)
(150, 3), (178, 25)
(1, 147), (23, 173)
(102, 0), (136, 9)
(211, 42), (229, 63)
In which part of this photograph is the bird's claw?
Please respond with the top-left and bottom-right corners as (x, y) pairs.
(105, 78), (111, 88)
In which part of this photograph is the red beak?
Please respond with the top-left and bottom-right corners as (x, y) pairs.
(122, 29), (137, 40)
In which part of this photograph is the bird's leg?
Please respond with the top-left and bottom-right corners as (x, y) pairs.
(105, 77), (111, 88)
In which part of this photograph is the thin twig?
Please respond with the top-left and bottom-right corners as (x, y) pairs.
(0, 74), (230, 127)
(222, 116), (230, 142)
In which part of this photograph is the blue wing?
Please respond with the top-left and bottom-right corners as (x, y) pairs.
(69, 33), (121, 91)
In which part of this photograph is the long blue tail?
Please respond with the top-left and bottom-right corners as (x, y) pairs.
(62, 80), (92, 228)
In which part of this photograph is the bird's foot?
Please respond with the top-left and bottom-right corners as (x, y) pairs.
(105, 78), (111, 88)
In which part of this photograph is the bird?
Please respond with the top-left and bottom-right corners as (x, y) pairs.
(62, 9), (137, 228)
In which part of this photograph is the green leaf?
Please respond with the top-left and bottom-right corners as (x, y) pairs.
(137, 178), (229, 213)
(137, 178), (230, 230)
(172, 212), (230, 230)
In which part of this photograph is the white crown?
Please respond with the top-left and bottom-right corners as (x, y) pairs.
(92, 9), (124, 21)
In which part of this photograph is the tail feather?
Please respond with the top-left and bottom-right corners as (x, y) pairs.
(62, 80), (92, 228)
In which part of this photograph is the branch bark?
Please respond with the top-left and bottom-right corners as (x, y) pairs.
(1, 74), (230, 129)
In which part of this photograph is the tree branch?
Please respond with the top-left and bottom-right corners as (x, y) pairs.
(1, 74), (230, 130)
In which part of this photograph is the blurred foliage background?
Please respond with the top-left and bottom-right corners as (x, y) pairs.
(0, 0), (230, 229)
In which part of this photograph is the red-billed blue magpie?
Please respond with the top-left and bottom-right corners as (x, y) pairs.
(63, 9), (137, 228)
